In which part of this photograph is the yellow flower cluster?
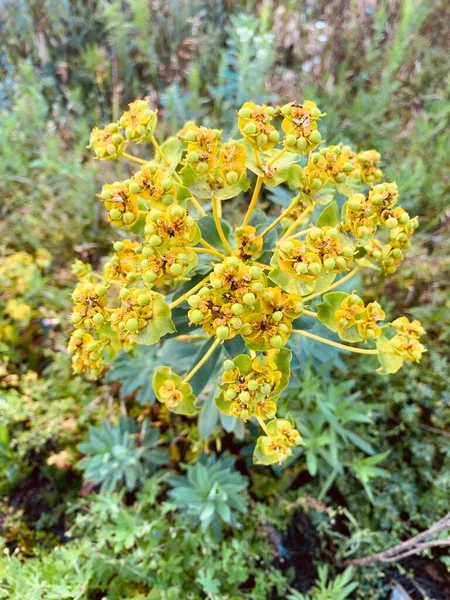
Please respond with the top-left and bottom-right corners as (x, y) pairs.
(71, 97), (426, 465)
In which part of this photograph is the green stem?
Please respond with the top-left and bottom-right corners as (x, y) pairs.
(293, 329), (377, 355)
(182, 338), (222, 383)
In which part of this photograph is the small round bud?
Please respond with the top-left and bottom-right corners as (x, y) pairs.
(199, 286), (210, 296)
(223, 359), (235, 371)
(148, 234), (163, 247)
(335, 257), (347, 270)
(238, 107), (252, 119)
(185, 131), (197, 143)
(272, 311), (283, 323)
(295, 262), (308, 275)
(309, 107), (321, 119)
(269, 130), (280, 143)
(308, 263), (321, 276)
(113, 241), (124, 253)
(296, 137), (308, 151)
(230, 317), (242, 330)
(170, 205), (185, 218)
(285, 134), (297, 147)
(225, 256), (240, 270)
(370, 193), (383, 206)
(190, 309), (204, 324)
(169, 263), (183, 277)
(123, 211), (135, 225)
(343, 162), (354, 173)
(309, 227), (322, 240)
(308, 130), (321, 144)
(226, 171), (239, 185)
(225, 388), (237, 400)
(269, 335), (283, 349)
(338, 318), (349, 328)
(261, 383), (271, 395)
(310, 177), (322, 191)
(243, 292), (256, 306)
(348, 198), (362, 211)
(327, 228), (339, 239)
(187, 295), (201, 307)
(92, 313), (104, 325)
(109, 209), (122, 221)
(385, 217), (398, 229)
(196, 162), (209, 174)
(143, 246), (155, 258)
(187, 151), (199, 163)
(144, 270), (157, 284)
(252, 282), (264, 293)
(247, 379), (259, 391)
(231, 303), (244, 316)
(279, 240), (293, 254)
(137, 293), (151, 306)
(243, 122), (257, 135)
(95, 284), (108, 297)
(257, 133), (268, 147)
(125, 318), (139, 332)
(162, 178), (173, 192)
(71, 312), (83, 324)
(149, 209), (164, 221)
(250, 266), (262, 279)
(335, 172), (346, 183)
(216, 325), (230, 340)
(214, 264), (224, 276)
(323, 257), (335, 271)
(129, 182), (142, 195)
(278, 323), (289, 334)
(280, 104), (292, 116)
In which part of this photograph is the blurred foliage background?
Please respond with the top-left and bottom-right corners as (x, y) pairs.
(0, 1), (449, 598)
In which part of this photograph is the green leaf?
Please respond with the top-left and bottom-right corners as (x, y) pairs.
(180, 163), (249, 199)
(317, 292), (348, 332)
(198, 215), (233, 254)
(243, 139), (301, 186)
(152, 366), (198, 416)
(376, 335), (405, 374)
(286, 164), (304, 189)
(154, 136), (185, 171)
(136, 294), (175, 345)
(317, 200), (339, 227)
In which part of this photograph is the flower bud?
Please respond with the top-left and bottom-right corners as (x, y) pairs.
(279, 240), (293, 254)
(187, 295), (201, 307)
(149, 209), (163, 221)
(95, 284), (108, 297)
(185, 131), (197, 142)
(270, 335), (283, 349)
(335, 173), (346, 184)
(243, 122), (257, 135)
(285, 134), (297, 147)
(109, 209), (122, 221)
(225, 388), (237, 400)
(308, 130), (321, 144)
(239, 390), (251, 402)
(190, 309), (204, 324)
(196, 162), (209, 174)
(123, 211), (135, 225)
(225, 256), (240, 270)
(223, 359), (235, 371)
(348, 197), (363, 211)
(148, 235), (163, 247)
(162, 178), (173, 192)
(238, 107), (252, 119)
(232, 303), (244, 316)
(296, 137), (308, 151)
(261, 382), (271, 394)
(144, 270), (157, 284)
(310, 178), (322, 191)
(308, 263), (321, 276)
(386, 217), (398, 229)
(273, 311), (283, 323)
(247, 379), (259, 391)
(280, 104), (292, 116)
(162, 194), (175, 206)
(243, 292), (256, 306)
(137, 293), (151, 306)
(125, 318), (139, 332)
(216, 325), (230, 340)
(71, 312), (83, 324)
(187, 151), (199, 163)
(92, 313), (105, 325)
(169, 263), (183, 277)
(269, 130), (280, 143)
(257, 133), (268, 147)
(323, 257), (335, 271)
(226, 171), (239, 185)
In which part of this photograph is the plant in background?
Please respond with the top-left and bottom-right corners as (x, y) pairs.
(69, 96), (426, 466)
(287, 565), (357, 600)
(78, 415), (168, 492)
(167, 453), (248, 538)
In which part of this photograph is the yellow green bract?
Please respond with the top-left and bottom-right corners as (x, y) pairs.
(68, 98), (426, 466)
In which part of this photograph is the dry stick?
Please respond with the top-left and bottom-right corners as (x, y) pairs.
(212, 196), (233, 254)
(343, 513), (450, 567)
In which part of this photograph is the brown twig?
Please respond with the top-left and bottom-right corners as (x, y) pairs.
(343, 513), (450, 567)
